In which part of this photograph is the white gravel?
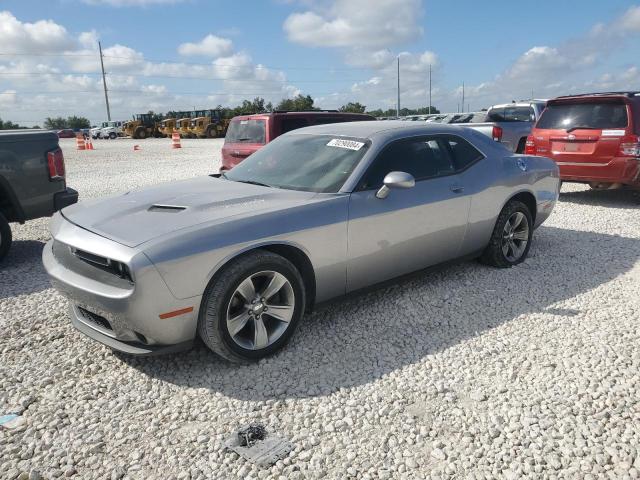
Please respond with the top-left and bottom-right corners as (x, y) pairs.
(1, 137), (640, 479)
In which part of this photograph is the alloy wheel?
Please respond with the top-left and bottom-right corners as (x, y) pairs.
(501, 211), (529, 262)
(226, 270), (295, 350)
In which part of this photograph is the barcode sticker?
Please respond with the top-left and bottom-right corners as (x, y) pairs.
(327, 139), (365, 151)
(601, 129), (625, 137)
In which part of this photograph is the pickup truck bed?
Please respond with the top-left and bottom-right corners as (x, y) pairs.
(465, 121), (533, 153)
(0, 130), (78, 260)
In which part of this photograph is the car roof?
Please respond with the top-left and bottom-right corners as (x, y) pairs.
(489, 101), (545, 109)
(230, 111), (373, 122)
(288, 120), (482, 141)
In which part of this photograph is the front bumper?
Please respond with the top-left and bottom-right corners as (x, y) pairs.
(42, 217), (201, 355)
(70, 305), (192, 356)
(54, 188), (79, 212)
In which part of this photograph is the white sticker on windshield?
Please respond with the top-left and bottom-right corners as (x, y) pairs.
(240, 120), (248, 125)
(602, 129), (625, 136)
(327, 139), (365, 151)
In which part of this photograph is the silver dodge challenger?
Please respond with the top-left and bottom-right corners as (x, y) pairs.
(43, 122), (559, 362)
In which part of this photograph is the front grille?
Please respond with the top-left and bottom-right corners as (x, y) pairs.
(77, 307), (112, 331)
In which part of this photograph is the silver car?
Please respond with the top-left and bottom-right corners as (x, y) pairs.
(43, 122), (559, 362)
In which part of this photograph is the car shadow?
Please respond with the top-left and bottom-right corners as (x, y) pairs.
(123, 226), (639, 400)
(0, 240), (50, 299)
(560, 186), (639, 208)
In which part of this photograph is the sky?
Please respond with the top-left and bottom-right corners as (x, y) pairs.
(0, 0), (639, 125)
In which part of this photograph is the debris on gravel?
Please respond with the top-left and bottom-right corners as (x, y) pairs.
(1, 138), (639, 479)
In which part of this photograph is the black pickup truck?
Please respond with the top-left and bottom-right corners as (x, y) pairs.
(0, 130), (78, 261)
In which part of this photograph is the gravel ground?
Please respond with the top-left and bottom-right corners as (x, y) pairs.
(1, 137), (640, 480)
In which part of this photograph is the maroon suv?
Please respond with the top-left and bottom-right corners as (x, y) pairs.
(220, 111), (374, 171)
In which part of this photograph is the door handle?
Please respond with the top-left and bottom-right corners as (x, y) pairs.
(450, 185), (464, 193)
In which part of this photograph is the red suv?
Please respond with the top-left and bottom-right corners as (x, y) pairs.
(526, 92), (640, 189)
(220, 111), (374, 171)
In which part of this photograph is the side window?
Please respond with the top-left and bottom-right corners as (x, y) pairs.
(444, 135), (484, 170)
(281, 118), (310, 133)
(358, 137), (456, 190)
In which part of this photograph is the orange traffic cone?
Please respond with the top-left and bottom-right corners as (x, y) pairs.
(133, 145), (141, 151)
(76, 134), (86, 151)
(171, 131), (181, 149)
(86, 137), (94, 150)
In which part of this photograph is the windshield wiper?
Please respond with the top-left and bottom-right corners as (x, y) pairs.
(235, 179), (274, 188)
(566, 125), (593, 133)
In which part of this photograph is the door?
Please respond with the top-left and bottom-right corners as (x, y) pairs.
(346, 135), (471, 292)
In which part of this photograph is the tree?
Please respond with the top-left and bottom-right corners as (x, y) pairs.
(66, 116), (91, 129)
(0, 118), (27, 130)
(339, 102), (366, 114)
(365, 105), (440, 118)
(44, 117), (68, 130)
(275, 94), (316, 112)
(44, 116), (91, 130)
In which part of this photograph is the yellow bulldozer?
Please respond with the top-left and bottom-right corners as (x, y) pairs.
(188, 109), (230, 138)
(158, 111), (189, 137)
(123, 113), (162, 139)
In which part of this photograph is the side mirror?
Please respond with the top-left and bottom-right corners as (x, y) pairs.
(376, 171), (415, 199)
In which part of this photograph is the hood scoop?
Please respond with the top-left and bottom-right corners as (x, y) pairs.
(148, 204), (187, 213)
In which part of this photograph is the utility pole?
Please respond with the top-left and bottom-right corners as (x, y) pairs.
(99, 41), (111, 121)
(461, 82), (465, 113)
(428, 64), (432, 114)
(396, 56), (400, 118)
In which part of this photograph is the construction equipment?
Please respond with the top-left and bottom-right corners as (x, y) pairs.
(176, 112), (194, 139)
(123, 113), (162, 139)
(158, 111), (189, 138)
(188, 109), (229, 138)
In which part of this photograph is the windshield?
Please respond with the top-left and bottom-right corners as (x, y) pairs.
(225, 119), (266, 144)
(224, 134), (369, 193)
(537, 102), (628, 130)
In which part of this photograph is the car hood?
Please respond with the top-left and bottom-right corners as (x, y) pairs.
(61, 176), (318, 247)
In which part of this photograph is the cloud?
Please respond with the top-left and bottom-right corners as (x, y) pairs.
(178, 34), (233, 58)
(284, 0), (423, 48)
(619, 5), (640, 32)
(0, 11), (77, 53)
(0, 11), (301, 126)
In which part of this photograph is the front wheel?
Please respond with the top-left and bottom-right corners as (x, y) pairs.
(198, 251), (306, 362)
(109, 132), (117, 140)
(480, 200), (533, 268)
(0, 213), (12, 262)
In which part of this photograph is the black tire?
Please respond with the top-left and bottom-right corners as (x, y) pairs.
(205, 125), (215, 138)
(109, 132), (117, 140)
(516, 138), (527, 154)
(135, 127), (147, 139)
(0, 213), (12, 262)
(480, 200), (533, 268)
(197, 250), (306, 363)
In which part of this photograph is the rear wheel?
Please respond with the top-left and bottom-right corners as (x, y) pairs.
(205, 125), (215, 138)
(198, 251), (305, 363)
(0, 213), (12, 262)
(480, 200), (532, 268)
(109, 132), (117, 140)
